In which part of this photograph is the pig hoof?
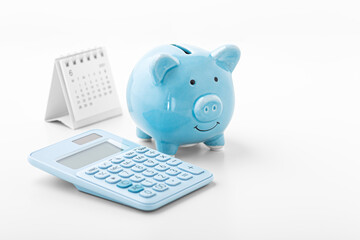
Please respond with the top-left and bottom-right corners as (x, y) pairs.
(208, 145), (224, 151)
(204, 134), (225, 151)
(136, 128), (152, 141)
(180, 143), (198, 148)
(155, 141), (179, 155)
(139, 138), (152, 142)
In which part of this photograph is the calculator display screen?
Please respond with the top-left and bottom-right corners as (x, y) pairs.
(57, 142), (123, 169)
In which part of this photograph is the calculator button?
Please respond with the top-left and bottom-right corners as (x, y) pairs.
(140, 189), (156, 198)
(85, 167), (99, 175)
(167, 158), (182, 166)
(128, 184), (144, 193)
(177, 162), (204, 175)
(105, 175), (121, 184)
(107, 165), (123, 174)
(141, 179), (156, 187)
(98, 161), (112, 169)
(165, 168), (181, 176)
(111, 156), (125, 164)
(154, 173), (169, 182)
(135, 146), (149, 154)
(165, 178), (181, 186)
(132, 155), (147, 163)
(142, 169), (157, 177)
(145, 150), (160, 158)
(177, 172), (193, 181)
(94, 171), (110, 179)
(131, 165), (146, 173)
(130, 174), (145, 183)
(118, 170), (134, 178)
(123, 151), (137, 159)
(143, 159), (158, 167)
(155, 154), (170, 162)
(154, 164), (170, 172)
(116, 180), (132, 189)
(153, 183), (169, 192)
(120, 160), (136, 168)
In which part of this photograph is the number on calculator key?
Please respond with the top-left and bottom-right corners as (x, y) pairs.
(153, 183), (169, 192)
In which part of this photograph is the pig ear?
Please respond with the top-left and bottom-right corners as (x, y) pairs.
(151, 54), (179, 85)
(211, 45), (240, 72)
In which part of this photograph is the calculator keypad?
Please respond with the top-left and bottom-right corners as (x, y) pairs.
(167, 158), (182, 166)
(134, 146), (148, 154)
(94, 171), (110, 179)
(133, 155), (147, 163)
(143, 159), (158, 167)
(154, 164), (170, 172)
(155, 154), (170, 162)
(141, 179), (156, 187)
(118, 170), (134, 178)
(165, 178), (181, 186)
(85, 167), (99, 175)
(165, 168), (181, 176)
(77, 146), (209, 201)
(154, 173), (169, 182)
(140, 189), (156, 198)
(120, 160), (135, 168)
(177, 172), (193, 181)
(142, 169), (157, 177)
(124, 151), (137, 159)
(153, 183), (168, 192)
(177, 162), (204, 175)
(111, 157), (125, 164)
(130, 174), (145, 183)
(105, 175), (121, 184)
(144, 150), (160, 158)
(107, 165), (122, 174)
(131, 165), (146, 173)
(117, 180), (132, 188)
(98, 161), (112, 169)
(128, 184), (144, 193)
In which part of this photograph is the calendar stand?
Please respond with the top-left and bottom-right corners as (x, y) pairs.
(45, 48), (122, 129)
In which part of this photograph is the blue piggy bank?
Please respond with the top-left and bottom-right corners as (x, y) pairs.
(127, 44), (240, 155)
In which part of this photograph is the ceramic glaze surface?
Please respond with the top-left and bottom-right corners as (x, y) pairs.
(127, 44), (240, 155)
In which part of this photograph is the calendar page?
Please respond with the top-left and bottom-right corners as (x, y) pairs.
(58, 48), (121, 122)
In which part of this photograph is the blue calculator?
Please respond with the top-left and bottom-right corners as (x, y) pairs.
(28, 129), (213, 211)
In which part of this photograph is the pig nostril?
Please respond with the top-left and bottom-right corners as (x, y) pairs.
(212, 105), (217, 111)
(204, 106), (209, 113)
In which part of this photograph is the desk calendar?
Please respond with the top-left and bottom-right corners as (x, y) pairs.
(28, 129), (213, 211)
(45, 48), (122, 129)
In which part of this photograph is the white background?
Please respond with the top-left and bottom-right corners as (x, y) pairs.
(1, 0), (359, 239)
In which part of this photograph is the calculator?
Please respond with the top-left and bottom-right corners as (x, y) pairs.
(28, 129), (213, 211)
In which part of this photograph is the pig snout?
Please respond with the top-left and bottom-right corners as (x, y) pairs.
(193, 94), (223, 122)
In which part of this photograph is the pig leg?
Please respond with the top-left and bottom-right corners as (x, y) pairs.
(155, 140), (179, 156)
(136, 128), (152, 141)
(204, 134), (224, 151)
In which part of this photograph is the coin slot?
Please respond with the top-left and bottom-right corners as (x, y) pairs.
(171, 44), (191, 54)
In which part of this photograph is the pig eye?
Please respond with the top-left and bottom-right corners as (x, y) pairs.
(214, 77), (218, 82)
(190, 79), (196, 85)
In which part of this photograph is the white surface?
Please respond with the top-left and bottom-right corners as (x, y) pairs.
(1, 0), (360, 239)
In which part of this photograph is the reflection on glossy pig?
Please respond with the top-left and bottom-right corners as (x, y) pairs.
(127, 44), (240, 155)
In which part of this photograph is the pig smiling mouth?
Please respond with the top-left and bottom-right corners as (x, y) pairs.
(194, 122), (220, 132)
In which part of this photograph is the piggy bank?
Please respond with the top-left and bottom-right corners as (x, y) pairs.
(127, 44), (240, 155)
